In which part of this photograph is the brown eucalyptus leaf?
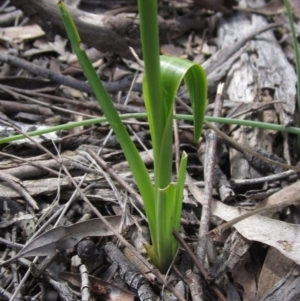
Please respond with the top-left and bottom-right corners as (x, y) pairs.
(60, 272), (135, 301)
(10, 216), (123, 260)
(257, 247), (294, 300)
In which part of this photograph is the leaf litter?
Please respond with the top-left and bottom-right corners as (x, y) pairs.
(188, 176), (300, 265)
(0, 0), (300, 300)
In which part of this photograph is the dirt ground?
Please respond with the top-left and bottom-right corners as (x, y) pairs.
(0, 0), (300, 300)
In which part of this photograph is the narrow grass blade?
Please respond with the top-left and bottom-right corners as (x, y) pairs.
(2, 114), (300, 145)
(57, 1), (156, 236)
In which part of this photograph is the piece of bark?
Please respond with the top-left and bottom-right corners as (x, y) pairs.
(176, 22), (280, 97)
(196, 85), (224, 265)
(233, 0), (300, 19)
(194, 0), (237, 13)
(217, 0), (297, 180)
(209, 231), (251, 279)
(103, 242), (157, 301)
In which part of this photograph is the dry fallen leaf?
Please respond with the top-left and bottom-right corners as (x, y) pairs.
(231, 253), (257, 301)
(2, 216), (126, 262)
(0, 25), (44, 43)
(160, 44), (184, 57)
(187, 175), (300, 265)
(257, 247), (294, 300)
(209, 180), (300, 233)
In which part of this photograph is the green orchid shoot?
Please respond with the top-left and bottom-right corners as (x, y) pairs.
(58, 0), (207, 272)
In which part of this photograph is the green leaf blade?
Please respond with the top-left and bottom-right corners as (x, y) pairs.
(155, 183), (177, 272)
(57, 1), (156, 239)
(184, 64), (207, 141)
(160, 55), (207, 142)
(58, 0), (207, 274)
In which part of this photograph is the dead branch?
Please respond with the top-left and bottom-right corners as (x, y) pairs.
(10, 0), (203, 58)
